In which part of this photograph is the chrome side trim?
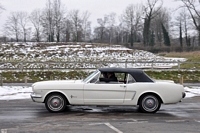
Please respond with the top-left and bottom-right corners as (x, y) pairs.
(83, 89), (125, 92)
(131, 91), (136, 100)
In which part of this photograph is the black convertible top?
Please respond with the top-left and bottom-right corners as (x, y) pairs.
(98, 68), (153, 82)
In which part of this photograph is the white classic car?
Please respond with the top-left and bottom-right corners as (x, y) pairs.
(31, 68), (186, 113)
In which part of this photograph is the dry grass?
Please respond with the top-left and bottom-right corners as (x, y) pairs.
(161, 51), (200, 62)
(159, 51), (200, 69)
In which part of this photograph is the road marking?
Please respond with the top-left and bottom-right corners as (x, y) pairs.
(1, 129), (7, 133)
(185, 109), (200, 111)
(104, 123), (123, 133)
(89, 123), (123, 133)
(194, 120), (200, 123)
(165, 120), (186, 123)
(122, 119), (148, 121)
(122, 119), (148, 123)
(127, 121), (148, 124)
(67, 122), (81, 125)
(89, 123), (104, 126)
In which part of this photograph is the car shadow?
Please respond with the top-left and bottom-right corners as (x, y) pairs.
(35, 105), (177, 119)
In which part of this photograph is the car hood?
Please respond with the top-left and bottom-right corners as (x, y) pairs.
(32, 80), (83, 86)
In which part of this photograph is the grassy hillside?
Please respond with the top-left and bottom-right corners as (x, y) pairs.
(1, 70), (200, 83)
(0, 43), (200, 83)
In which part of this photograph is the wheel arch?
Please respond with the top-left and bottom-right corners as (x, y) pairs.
(44, 91), (70, 105)
(137, 92), (163, 105)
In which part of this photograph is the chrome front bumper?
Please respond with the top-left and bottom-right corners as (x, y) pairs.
(30, 93), (42, 102)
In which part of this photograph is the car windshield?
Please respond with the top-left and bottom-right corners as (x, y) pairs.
(83, 70), (99, 83)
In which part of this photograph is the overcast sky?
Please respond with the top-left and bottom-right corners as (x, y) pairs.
(0, 0), (182, 35)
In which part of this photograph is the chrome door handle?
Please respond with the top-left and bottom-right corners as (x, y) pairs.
(120, 85), (126, 88)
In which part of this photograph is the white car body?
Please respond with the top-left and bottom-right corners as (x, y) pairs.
(31, 68), (185, 113)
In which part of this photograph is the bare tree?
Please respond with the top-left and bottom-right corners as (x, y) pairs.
(30, 9), (43, 42)
(4, 12), (21, 42)
(143, 0), (163, 46)
(174, 12), (184, 47)
(151, 7), (171, 46)
(53, 0), (65, 42)
(18, 11), (30, 42)
(118, 15), (132, 44)
(122, 4), (143, 46)
(0, 3), (5, 14)
(107, 13), (116, 44)
(82, 11), (91, 42)
(0, 3), (5, 37)
(95, 16), (108, 42)
(175, 9), (192, 46)
(117, 20), (125, 44)
(62, 17), (72, 42)
(42, 0), (55, 42)
(177, 0), (200, 46)
(69, 9), (83, 42)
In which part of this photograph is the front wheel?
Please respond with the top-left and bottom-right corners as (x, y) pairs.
(139, 94), (161, 113)
(45, 93), (67, 113)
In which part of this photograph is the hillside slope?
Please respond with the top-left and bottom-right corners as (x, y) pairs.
(0, 42), (186, 69)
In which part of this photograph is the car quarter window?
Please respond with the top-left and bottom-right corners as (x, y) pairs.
(115, 73), (125, 81)
(127, 74), (136, 84)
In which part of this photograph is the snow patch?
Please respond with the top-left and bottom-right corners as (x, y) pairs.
(0, 86), (199, 100)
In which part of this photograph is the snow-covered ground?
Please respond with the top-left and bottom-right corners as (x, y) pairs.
(0, 86), (32, 100)
(0, 42), (186, 69)
(0, 86), (199, 100)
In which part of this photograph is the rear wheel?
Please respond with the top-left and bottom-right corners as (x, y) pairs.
(45, 93), (67, 113)
(139, 94), (161, 113)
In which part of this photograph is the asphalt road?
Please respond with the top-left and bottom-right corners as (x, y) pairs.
(0, 97), (200, 133)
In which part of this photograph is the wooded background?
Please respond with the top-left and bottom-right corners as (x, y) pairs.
(0, 0), (200, 52)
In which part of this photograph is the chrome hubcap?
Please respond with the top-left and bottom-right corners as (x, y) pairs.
(51, 98), (60, 107)
(145, 99), (155, 108)
(142, 95), (158, 112)
(48, 95), (64, 111)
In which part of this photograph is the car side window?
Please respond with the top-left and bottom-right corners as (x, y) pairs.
(127, 74), (136, 84)
(98, 72), (119, 84)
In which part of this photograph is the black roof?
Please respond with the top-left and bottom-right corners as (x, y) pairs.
(99, 67), (143, 73)
(98, 67), (153, 82)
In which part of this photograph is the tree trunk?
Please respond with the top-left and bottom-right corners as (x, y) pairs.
(143, 18), (151, 46)
(179, 22), (183, 47)
(130, 26), (133, 47)
(56, 32), (60, 42)
(198, 30), (200, 46)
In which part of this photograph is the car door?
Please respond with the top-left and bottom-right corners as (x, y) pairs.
(83, 72), (127, 104)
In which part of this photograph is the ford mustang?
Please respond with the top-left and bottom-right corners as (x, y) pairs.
(31, 68), (185, 113)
